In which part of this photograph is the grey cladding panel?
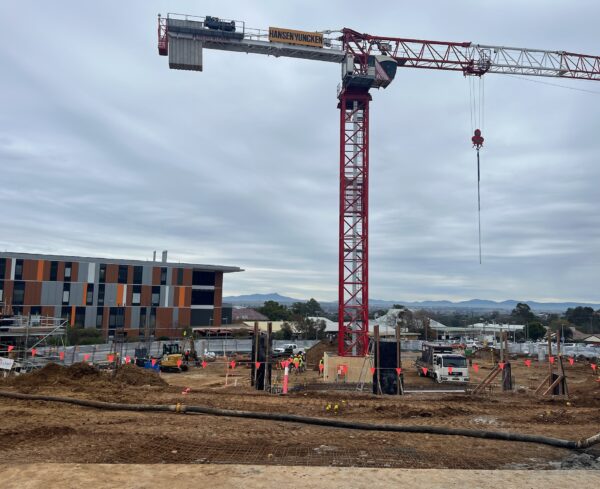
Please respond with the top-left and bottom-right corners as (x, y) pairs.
(78, 262), (88, 283)
(169, 37), (203, 71)
(173, 307), (179, 326)
(41, 282), (53, 305)
(84, 307), (95, 329)
(166, 268), (172, 286)
(142, 266), (152, 285)
(130, 307), (140, 330)
(104, 283), (117, 307)
(70, 283), (83, 306)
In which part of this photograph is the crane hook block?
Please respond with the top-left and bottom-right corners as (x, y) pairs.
(472, 129), (484, 149)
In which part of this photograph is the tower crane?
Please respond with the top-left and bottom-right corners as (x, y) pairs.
(157, 14), (600, 357)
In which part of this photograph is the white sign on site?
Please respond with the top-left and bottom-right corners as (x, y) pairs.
(0, 357), (14, 370)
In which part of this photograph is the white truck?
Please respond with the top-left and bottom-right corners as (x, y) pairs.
(416, 343), (470, 384)
(272, 343), (303, 356)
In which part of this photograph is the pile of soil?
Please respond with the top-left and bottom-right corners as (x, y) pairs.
(305, 340), (337, 370)
(7, 362), (102, 387)
(113, 364), (167, 387)
(3, 362), (166, 389)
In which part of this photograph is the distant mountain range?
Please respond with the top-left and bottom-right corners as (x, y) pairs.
(223, 293), (600, 313)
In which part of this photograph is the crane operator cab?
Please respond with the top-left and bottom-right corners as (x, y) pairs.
(342, 54), (406, 90)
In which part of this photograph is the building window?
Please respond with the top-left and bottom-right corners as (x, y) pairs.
(0, 259), (6, 279)
(133, 266), (143, 285)
(14, 260), (24, 280)
(50, 261), (58, 281)
(192, 270), (215, 286)
(139, 307), (147, 330)
(177, 268), (184, 285)
(160, 267), (167, 285)
(132, 285), (141, 306)
(118, 265), (128, 284)
(0, 286), (3, 303)
(13, 281), (25, 305)
(86, 284), (94, 305)
(64, 262), (72, 281)
(62, 283), (71, 305)
(191, 289), (214, 306)
(151, 286), (160, 306)
(96, 307), (104, 329)
(99, 264), (107, 283)
(150, 307), (156, 330)
(97, 284), (105, 306)
(74, 307), (85, 327)
(108, 307), (125, 330)
(30, 306), (41, 316)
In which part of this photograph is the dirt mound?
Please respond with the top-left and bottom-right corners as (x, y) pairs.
(4, 362), (167, 389)
(306, 340), (337, 370)
(113, 364), (167, 387)
(7, 362), (102, 387)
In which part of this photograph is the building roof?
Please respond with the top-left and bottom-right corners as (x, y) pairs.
(0, 251), (243, 273)
(232, 307), (268, 322)
(583, 335), (600, 343)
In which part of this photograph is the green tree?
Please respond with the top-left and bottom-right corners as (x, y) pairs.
(272, 322), (294, 340)
(290, 298), (323, 317)
(511, 302), (536, 324)
(524, 321), (546, 341)
(294, 318), (326, 340)
(565, 306), (599, 333)
(257, 301), (291, 321)
(548, 319), (574, 340)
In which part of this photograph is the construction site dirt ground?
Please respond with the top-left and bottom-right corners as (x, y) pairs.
(0, 353), (598, 471)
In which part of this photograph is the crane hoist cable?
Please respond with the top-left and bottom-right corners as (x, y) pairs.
(468, 76), (485, 264)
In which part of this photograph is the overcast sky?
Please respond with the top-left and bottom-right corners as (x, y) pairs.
(1, 1), (599, 303)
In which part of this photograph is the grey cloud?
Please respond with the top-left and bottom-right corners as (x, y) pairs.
(1, 0), (599, 303)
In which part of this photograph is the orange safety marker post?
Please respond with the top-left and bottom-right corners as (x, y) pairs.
(549, 356), (555, 364)
(125, 356), (131, 364)
(370, 367), (376, 375)
(31, 348), (37, 357)
(201, 360), (207, 368)
(422, 367), (428, 376)
(255, 361), (261, 369)
(473, 363), (479, 373)
(498, 362), (505, 370)
(318, 364), (324, 374)
(230, 360), (236, 369)
(395, 367), (402, 375)
(282, 360), (290, 394)
(568, 357), (575, 366)
(176, 359), (182, 368)
(525, 359), (531, 367)
(448, 366), (453, 374)
(59, 351), (65, 361)
(151, 359), (156, 367)
(592, 363), (597, 372)
(8, 345), (14, 352)
(83, 354), (90, 361)
(108, 354), (115, 362)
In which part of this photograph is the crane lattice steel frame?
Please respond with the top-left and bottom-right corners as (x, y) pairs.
(158, 14), (600, 357)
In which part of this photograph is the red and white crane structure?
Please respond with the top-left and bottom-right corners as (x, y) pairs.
(158, 14), (600, 357)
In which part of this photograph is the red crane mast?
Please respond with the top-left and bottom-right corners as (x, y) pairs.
(158, 14), (600, 357)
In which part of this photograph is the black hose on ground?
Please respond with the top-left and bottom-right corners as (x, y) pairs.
(1, 390), (598, 450)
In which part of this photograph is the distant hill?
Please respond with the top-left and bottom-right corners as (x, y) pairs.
(223, 293), (303, 305)
(224, 293), (599, 313)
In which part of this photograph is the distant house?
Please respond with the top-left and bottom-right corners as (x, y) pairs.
(582, 335), (600, 344)
(232, 307), (268, 322)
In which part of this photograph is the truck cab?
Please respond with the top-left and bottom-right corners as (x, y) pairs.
(416, 342), (470, 384)
(432, 353), (469, 383)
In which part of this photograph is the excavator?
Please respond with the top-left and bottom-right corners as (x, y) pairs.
(159, 329), (197, 372)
